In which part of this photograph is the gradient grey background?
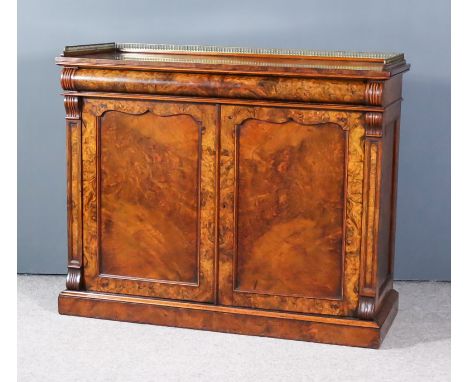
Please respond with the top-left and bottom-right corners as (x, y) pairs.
(18, 0), (450, 280)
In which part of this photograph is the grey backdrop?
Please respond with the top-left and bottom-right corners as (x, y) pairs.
(18, 0), (450, 280)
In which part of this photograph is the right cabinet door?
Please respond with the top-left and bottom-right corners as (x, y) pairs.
(218, 105), (365, 316)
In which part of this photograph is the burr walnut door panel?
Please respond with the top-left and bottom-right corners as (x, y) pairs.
(218, 106), (365, 316)
(81, 99), (217, 302)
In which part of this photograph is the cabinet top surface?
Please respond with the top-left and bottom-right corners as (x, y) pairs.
(57, 43), (409, 78)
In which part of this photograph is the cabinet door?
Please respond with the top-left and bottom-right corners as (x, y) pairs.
(218, 105), (365, 316)
(81, 99), (216, 302)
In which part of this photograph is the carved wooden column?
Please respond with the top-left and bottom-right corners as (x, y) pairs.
(63, 67), (83, 290)
(357, 112), (383, 319)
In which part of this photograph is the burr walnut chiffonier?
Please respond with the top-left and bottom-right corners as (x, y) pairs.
(57, 43), (409, 348)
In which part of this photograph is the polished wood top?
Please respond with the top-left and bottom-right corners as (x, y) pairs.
(56, 43), (409, 79)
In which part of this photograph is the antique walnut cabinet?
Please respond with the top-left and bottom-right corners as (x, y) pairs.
(57, 43), (409, 348)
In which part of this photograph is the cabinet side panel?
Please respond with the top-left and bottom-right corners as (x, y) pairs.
(377, 121), (395, 287)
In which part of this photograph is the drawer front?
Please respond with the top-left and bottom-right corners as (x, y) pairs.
(80, 98), (216, 302)
(218, 105), (365, 316)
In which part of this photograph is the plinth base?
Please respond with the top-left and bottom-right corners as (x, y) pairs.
(58, 289), (398, 348)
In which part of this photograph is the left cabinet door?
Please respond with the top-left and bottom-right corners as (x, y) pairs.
(79, 98), (217, 302)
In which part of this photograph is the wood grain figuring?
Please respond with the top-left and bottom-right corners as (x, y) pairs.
(358, 138), (382, 319)
(99, 111), (200, 282)
(365, 143), (379, 289)
(218, 106), (365, 316)
(57, 43), (409, 348)
(235, 119), (345, 299)
(81, 99), (217, 302)
(71, 68), (373, 105)
(70, 91), (388, 113)
(358, 139), (382, 304)
(58, 288), (399, 348)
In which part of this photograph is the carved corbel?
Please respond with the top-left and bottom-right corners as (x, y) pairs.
(364, 112), (383, 138)
(64, 94), (83, 290)
(365, 81), (383, 106)
(64, 95), (80, 119)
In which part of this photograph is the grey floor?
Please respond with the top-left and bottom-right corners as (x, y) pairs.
(18, 276), (450, 382)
